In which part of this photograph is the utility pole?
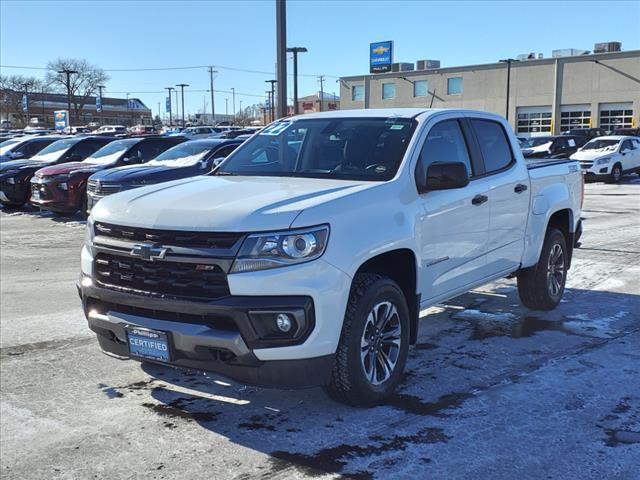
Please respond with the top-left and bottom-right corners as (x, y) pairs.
(176, 83), (189, 128)
(57, 68), (77, 124)
(239, 100), (243, 123)
(208, 66), (218, 125)
(41, 85), (46, 125)
(265, 80), (276, 123)
(287, 47), (307, 114)
(23, 82), (30, 126)
(231, 87), (236, 124)
(276, 0), (287, 119)
(264, 93), (269, 124)
(318, 75), (325, 112)
(499, 58), (518, 121)
(97, 85), (105, 126)
(225, 98), (228, 116)
(165, 86), (174, 126)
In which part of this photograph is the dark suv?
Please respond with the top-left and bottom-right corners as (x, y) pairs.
(562, 128), (607, 140)
(521, 135), (588, 159)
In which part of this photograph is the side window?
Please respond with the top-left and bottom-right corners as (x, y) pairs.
(621, 140), (632, 151)
(72, 140), (104, 158)
(470, 119), (514, 173)
(134, 141), (167, 161)
(416, 120), (473, 187)
(214, 145), (239, 159)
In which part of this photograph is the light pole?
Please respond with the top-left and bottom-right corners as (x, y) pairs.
(97, 84), (105, 125)
(276, 0), (287, 119)
(225, 98), (228, 116)
(176, 83), (189, 128)
(287, 47), (307, 114)
(22, 82), (31, 126)
(165, 86), (174, 126)
(499, 58), (518, 121)
(265, 80), (276, 123)
(126, 93), (132, 126)
(318, 75), (325, 112)
(231, 87), (236, 124)
(208, 67), (218, 125)
(57, 69), (77, 124)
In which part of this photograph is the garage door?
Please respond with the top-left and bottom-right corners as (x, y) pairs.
(599, 102), (633, 131)
(560, 104), (591, 132)
(516, 106), (552, 135)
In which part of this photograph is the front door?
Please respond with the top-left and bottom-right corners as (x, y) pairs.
(416, 118), (491, 302)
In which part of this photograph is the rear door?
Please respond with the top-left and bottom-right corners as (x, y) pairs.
(468, 117), (530, 275)
(620, 139), (640, 171)
(416, 116), (491, 300)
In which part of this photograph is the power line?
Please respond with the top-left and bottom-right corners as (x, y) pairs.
(0, 63), (340, 79)
(107, 88), (266, 99)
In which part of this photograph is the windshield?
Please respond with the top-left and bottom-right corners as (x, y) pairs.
(147, 142), (214, 167)
(84, 139), (137, 164)
(0, 138), (23, 155)
(31, 139), (78, 161)
(216, 117), (416, 181)
(521, 137), (553, 149)
(582, 139), (619, 151)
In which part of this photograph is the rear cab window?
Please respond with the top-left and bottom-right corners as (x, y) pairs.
(470, 119), (514, 174)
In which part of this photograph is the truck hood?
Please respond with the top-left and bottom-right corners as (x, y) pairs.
(89, 164), (198, 184)
(91, 175), (373, 232)
(0, 158), (54, 174)
(570, 149), (618, 161)
(36, 161), (106, 176)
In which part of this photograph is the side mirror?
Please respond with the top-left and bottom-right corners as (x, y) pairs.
(211, 156), (226, 169)
(422, 162), (469, 192)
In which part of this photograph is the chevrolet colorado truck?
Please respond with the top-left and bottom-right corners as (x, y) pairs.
(79, 109), (583, 406)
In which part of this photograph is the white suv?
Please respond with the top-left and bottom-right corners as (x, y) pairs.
(571, 136), (640, 182)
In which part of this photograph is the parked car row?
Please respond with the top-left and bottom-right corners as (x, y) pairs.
(0, 134), (247, 216)
(520, 131), (640, 183)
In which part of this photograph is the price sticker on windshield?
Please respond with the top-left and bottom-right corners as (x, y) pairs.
(260, 120), (293, 136)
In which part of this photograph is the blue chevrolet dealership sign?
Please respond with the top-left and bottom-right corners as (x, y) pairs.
(370, 41), (393, 73)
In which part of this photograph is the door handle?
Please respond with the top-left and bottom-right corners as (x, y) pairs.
(514, 184), (528, 193)
(472, 194), (488, 206)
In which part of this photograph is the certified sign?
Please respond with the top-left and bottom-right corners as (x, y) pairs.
(370, 41), (393, 73)
(53, 110), (69, 132)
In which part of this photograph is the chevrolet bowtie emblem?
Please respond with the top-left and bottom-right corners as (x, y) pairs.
(130, 243), (170, 261)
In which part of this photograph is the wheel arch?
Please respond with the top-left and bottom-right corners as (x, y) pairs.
(353, 248), (420, 344)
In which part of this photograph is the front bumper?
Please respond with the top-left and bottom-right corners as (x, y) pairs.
(79, 277), (333, 387)
(0, 175), (30, 204)
(30, 177), (81, 212)
(581, 163), (613, 181)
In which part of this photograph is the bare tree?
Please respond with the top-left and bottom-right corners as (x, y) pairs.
(0, 74), (44, 127)
(45, 58), (109, 123)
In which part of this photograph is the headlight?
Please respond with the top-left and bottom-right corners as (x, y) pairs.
(84, 216), (95, 247)
(231, 225), (329, 273)
(595, 157), (612, 165)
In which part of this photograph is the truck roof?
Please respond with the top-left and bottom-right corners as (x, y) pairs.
(289, 108), (504, 121)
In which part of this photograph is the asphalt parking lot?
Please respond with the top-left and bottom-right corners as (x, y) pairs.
(1, 179), (639, 480)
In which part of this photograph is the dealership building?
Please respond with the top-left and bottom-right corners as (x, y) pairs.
(339, 47), (640, 136)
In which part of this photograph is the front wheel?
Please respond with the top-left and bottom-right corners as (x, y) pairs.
(517, 228), (568, 310)
(607, 163), (622, 183)
(324, 274), (410, 407)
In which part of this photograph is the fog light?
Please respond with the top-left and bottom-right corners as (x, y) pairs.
(6, 177), (15, 185)
(59, 182), (68, 190)
(276, 313), (292, 332)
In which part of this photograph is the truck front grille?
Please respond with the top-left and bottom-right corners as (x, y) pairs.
(87, 180), (121, 197)
(94, 222), (244, 249)
(94, 253), (230, 300)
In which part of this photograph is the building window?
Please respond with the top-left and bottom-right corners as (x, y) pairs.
(516, 108), (552, 134)
(600, 108), (633, 131)
(382, 83), (396, 100)
(351, 85), (364, 102)
(414, 80), (428, 97)
(447, 77), (463, 95)
(560, 109), (591, 132)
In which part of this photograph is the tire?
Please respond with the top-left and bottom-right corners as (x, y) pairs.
(77, 190), (88, 220)
(324, 273), (410, 407)
(517, 228), (568, 310)
(607, 163), (622, 183)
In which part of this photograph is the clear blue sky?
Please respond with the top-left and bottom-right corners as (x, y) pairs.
(1, 0), (639, 118)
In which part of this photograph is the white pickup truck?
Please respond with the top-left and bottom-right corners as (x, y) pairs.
(79, 109), (583, 406)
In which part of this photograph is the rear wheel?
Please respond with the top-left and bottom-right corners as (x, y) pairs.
(517, 228), (568, 310)
(324, 273), (410, 407)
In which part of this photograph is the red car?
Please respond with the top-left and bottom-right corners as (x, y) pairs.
(30, 136), (185, 216)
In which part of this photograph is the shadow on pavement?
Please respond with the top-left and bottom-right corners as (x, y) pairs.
(119, 286), (640, 479)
